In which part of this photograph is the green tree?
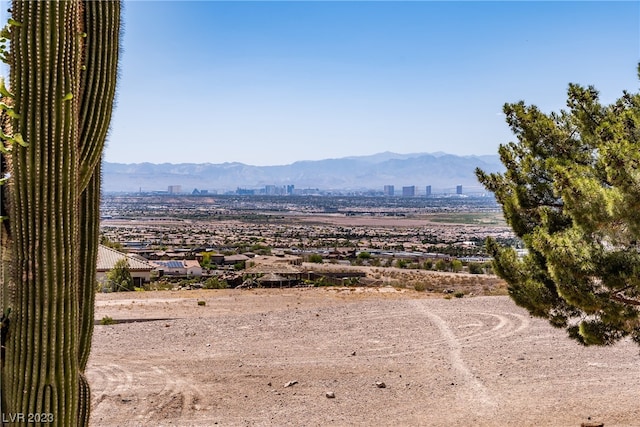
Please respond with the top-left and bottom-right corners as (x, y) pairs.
(451, 259), (463, 273)
(435, 259), (447, 272)
(476, 66), (640, 346)
(308, 253), (323, 263)
(107, 259), (134, 292)
(100, 234), (123, 250)
(1, 2), (120, 424)
(200, 252), (212, 268)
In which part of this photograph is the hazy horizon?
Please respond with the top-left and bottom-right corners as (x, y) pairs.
(101, 150), (505, 193)
(102, 1), (637, 166)
(102, 149), (499, 167)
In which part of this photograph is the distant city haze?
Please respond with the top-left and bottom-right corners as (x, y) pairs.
(102, 1), (638, 166)
(102, 151), (504, 194)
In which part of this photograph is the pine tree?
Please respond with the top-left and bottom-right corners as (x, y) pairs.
(476, 65), (640, 346)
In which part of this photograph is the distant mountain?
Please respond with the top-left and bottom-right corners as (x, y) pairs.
(102, 152), (505, 193)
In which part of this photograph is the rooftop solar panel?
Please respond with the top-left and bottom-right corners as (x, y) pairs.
(158, 261), (184, 269)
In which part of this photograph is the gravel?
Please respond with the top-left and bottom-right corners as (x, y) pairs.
(88, 289), (640, 426)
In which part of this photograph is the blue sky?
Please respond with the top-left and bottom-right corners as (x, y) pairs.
(105, 1), (640, 166)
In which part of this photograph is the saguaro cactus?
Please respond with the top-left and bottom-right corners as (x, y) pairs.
(1, 1), (120, 425)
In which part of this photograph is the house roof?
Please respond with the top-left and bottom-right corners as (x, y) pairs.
(225, 254), (250, 263)
(257, 273), (289, 282)
(244, 263), (302, 274)
(97, 245), (157, 272)
(150, 259), (202, 271)
(153, 260), (185, 269)
(184, 260), (202, 269)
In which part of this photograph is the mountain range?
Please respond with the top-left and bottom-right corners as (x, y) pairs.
(102, 152), (505, 193)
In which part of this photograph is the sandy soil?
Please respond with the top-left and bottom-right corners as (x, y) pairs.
(88, 288), (640, 427)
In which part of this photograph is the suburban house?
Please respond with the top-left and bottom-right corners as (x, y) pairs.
(223, 254), (250, 266)
(96, 244), (157, 288)
(151, 259), (203, 276)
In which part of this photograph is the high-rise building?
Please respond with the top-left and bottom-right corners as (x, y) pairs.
(384, 185), (395, 196)
(167, 185), (182, 194)
(402, 186), (415, 197)
(425, 185), (432, 197)
(456, 185), (463, 195)
(236, 187), (255, 195)
(265, 185), (289, 195)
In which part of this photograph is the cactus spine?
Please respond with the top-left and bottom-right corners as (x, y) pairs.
(1, 1), (120, 425)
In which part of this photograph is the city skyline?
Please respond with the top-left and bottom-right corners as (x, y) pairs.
(101, 150), (504, 193)
(103, 1), (639, 166)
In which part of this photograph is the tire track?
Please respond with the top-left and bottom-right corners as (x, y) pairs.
(412, 300), (496, 414)
(87, 362), (204, 421)
(87, 363), (134, 396)
(139, 365), (204, 423)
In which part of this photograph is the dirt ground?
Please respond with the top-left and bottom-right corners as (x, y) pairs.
(88, 288), (640, 427)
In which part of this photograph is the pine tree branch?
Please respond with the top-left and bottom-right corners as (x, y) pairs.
(610, 293), (640, 306)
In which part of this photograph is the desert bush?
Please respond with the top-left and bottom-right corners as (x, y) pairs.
(147, 280), (175, 291)
(454, 291), (465, 298)
(249, 244), (271, 255)
(100, 316), (116, 326)
(96, 281), (111, 293)
(345, 277), (360, 286)
(468, 262), (485, 274)
(414, 283), (426, 292)
(312, 277), (329, 287)
(203, 277), (228, 289)
(483, 263), (494, 275)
